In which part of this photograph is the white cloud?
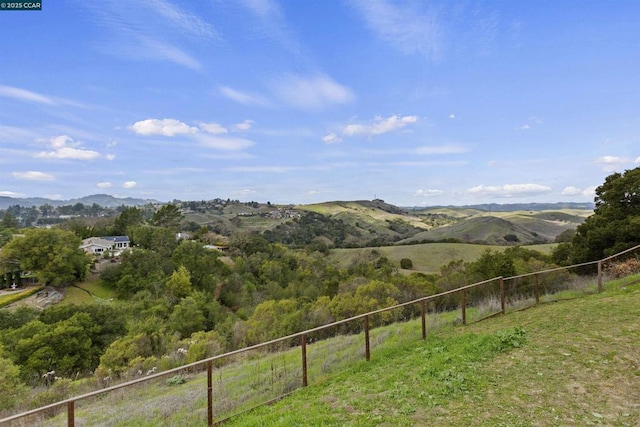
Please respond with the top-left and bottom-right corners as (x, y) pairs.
(197, 134), (255, 151)
(561, 186), (582, 196)
(123, 181), (137, 189)
(273, 74), (355, 110)
(106, 154), (116, 161)
(13, 171), (55, 181)
(350, 0), (443, 59)
(561, 186), (597, 198)
(0, 191), (25, 198)
(448, 113), (455, 119)
(322, 132), (342, 144)
(635, 156), (640, 164)
(414, 189), (444, 197)
(35, 135), (101, 160)
(97, 182), (113, 189)
(200, 122), (228, 134)
(594, 155), (628, 172)
(582, 186), (597, 198)
(467, 183), (552, 198)
(520, 124), (531, 130)
(343, 115), (418, 137)
(130, 118), (198, 136)
(233, 120), (255, 132)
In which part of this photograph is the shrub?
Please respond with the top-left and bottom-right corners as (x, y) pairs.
(400, 258), (413, 269)
(606, 258), (640, 278)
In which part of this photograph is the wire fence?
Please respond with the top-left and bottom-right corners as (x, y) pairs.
(2, 244), (639, 426)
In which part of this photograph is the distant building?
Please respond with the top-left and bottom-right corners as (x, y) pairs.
(81, 236), (130, 256)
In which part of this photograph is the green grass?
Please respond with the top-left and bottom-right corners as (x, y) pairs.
(329, 242), (556, 273)
(60, 279), (116, 305)
(21, 274), (640, 426)
(224, 275), (640, 426)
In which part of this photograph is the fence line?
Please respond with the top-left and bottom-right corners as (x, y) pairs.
(2, 243), (640, 426)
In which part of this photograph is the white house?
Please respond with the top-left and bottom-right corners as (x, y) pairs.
(81, 236), (130, 256)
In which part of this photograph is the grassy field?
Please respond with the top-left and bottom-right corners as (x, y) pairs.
(329, 242), (557, 273)
(61, 279), (116, 305)
(18, 274), (640, 426)
(225, 275), (640, 426)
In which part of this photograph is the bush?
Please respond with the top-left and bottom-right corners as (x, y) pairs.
(400, 258), (413, 269)
(605, 258), (640, 278)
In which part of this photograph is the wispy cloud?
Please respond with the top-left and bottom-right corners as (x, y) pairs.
(350, 0), (443, 59)
(35, 135), (102, 160)
(82, 0), (216, 69)
(123, 181), (137, 189)
(467, 183), (552, 198)
(342, 115), (418, 137)
(272, 74), (355, 110)
(0, 85), (84, 107)
(97, 182), (113, 189)
(238, 0), (303, 56)
(13, 171), (55, 181)
(219, 86), (271, 106)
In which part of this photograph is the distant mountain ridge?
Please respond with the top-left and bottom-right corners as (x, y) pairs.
(0, 194), (158, 209)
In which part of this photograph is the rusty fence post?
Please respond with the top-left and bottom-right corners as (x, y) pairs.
(67, 401), (75, 427)
(461, 289), (466, 325)
(301, 334), (308, 387)
(500, 277), (505, 314)
(364, 315), (370, 362)
(207, 360), (213, 427)
(534, 274), (540, 305)
(597, 261), (603, 293)
(420, 300), (426, 340)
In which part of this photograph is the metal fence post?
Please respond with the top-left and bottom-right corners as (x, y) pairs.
(301, 334), (308, 387)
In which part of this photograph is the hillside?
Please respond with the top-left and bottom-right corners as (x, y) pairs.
(400, 209), (589, 245)
(225, 276), (640, 426)
(32, 275), (640, 426)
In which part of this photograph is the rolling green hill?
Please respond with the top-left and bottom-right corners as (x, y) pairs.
(182, 199), (590, 248)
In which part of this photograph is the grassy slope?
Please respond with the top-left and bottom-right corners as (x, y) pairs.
(31, 276), (639, 426)
(329, 242), (556, 273)
(226, 276), (640, 427)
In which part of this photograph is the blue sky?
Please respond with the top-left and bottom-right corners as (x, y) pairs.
(0, 0), (639, 206)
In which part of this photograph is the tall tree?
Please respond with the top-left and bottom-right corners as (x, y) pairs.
(0, 228), (91, 286)
(560, 167), (640, 263)
(151, 204), (183, 231)
(113, 207), (143, 236)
